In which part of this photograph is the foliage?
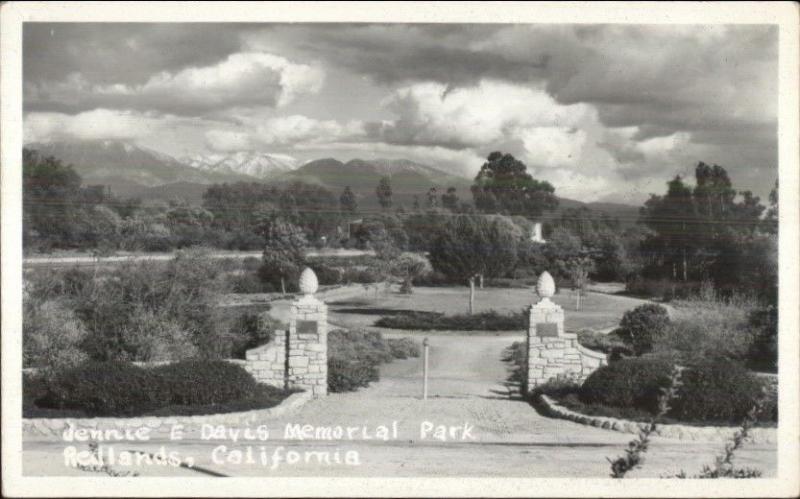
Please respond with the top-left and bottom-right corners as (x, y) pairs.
(386, 337), (422, 359)
(669, 358), (769, 423)
(376, 176), (393, 210)
(259, 217), (308, 293)
(327, 329), (418, 392)
(37, 361), (159, 416)
(23, 299), (88, 369)
(471, 151), (558, 218)
(339, 186), (358, 213)
(428, 214), (520, 284)
(27, 359), (291, 418)
(616, 304), (671, 356)
(375, 309), (526, 331)
(576, 330), (632, 360)
(388, 252), (432, 294)
(580, 356), (675, 414)
(607, 368), (682, 478)
(577, 356), (775, 425)
(747, 305), (777, 372)
(639, 163), (772, 300)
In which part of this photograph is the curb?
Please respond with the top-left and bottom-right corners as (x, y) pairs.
(23, 390), (314, 440)
(539, 394), (776, 444)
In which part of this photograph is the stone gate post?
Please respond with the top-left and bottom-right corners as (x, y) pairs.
(525, 271), (607, 393)
(287, 267), (328, 396)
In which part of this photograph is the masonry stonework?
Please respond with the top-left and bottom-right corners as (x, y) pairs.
(244, 268), (328, 397)
(525, 271), (607, 392)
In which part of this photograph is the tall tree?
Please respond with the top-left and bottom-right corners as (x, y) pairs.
(441, 187), (460, 211)
(259, 217), (308, 294)
(339, 186), (358, 213)
(429, 214), (520, 313)
(376, 176), (393, 210)
(426, 187), (439, 209)
(471, 151), (558, 218)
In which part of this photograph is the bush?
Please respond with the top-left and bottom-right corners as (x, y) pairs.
(327, 329), (417, 392)
(29, 359), (283, 417)
(39, 361), (158, 417)
(386, 337), (421, 359)
(310, 263), (343, 285)
(149, 360), (257, 406)
(573, 356), (775, 425)
(747, 306), (777, 372)
(229, 272), (270, 293)
(616, 304), (670, 355)
(23, 299), (88, 369)
(670, 358), (770, 423)
(580, 356), (674, 414)
(577, 330), (632, 361)
(375, 309), (526, 331)
(530, 376), (582, 399)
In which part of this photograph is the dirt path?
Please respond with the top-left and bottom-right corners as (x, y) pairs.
(23, 332), (776, 478)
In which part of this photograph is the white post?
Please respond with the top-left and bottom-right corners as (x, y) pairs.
(422, 337), (429, 400)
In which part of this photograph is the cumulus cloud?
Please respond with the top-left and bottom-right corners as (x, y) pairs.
(26, 52), (325, 116)
(372, 80), (590, 150)
(24, 109), (177, 143)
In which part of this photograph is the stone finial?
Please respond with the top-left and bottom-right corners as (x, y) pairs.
(298, 267), (319, 296)
(536, 271), (556, 298)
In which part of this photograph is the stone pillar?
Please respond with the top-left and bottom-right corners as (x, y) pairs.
(287, 268), (328, 397)
(526, 271), (592, 392)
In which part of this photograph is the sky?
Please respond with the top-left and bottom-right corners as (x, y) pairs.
(23, 23), (778, 203)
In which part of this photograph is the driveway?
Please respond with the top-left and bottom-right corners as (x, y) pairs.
(23, 331), (776, 478)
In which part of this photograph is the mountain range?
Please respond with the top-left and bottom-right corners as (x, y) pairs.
(24, 139), (640, 223)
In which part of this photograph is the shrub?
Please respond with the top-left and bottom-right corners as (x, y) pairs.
(327, 329), (412, 392)
(580, 356), (674, 414)
(617, 304), (670, 355)
(577, 330), (631, 358)
(39, 361), (158, 417)
(228, 311), (276, 359)
(670, 358), (770, 423)
(149, 360), (258, 406)
(328, 358), (380, 392)
(23, 299), (88, 369)
(229, 272), (269, 293)
(375, 309), (526, 331)
(310, 263), (343, 285)
(747, 306), (777, 372)
(530, 376), (582, 399)
(386, 337), (421, 359)
(30, 359), (278, 417)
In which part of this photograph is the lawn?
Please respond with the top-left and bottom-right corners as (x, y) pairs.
(327, 285), (645, 333)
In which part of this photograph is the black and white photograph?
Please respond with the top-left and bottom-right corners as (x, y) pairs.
(2, 2), (798, 497)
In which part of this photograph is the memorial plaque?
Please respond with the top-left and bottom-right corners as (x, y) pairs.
(536, 322), (559, 337)
(296, 320), (318, 336)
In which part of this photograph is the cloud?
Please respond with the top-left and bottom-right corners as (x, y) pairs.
(204, 129), (254, 152)
(23, 109), (180, 143)
(26, 52), (325, 116)
(371, 80), (590, 150)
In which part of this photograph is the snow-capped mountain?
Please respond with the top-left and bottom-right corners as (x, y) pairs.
(181, 151), (300, 179)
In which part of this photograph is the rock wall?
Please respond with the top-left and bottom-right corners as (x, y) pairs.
(524, 275), (608, 392)
(244, 296), (328, 397)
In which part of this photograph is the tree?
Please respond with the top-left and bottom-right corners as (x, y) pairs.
(376, 176), (393, 210)
(259, 217), (308, 294)
(390, 253), (432, 294)
(471, 151), (558, 218)
(426, 187), (439, 209)
(565, 256), (594, 311)
(429, 214), (520, 313)
(339, 186), (358, 213)
(640, 163), (767, 292)
(441, 187), (460, 211)
(412, 195), (421, 211)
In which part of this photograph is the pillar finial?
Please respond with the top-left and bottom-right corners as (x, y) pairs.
(536, 271), (555, 299)
(298, 267), (319, 296)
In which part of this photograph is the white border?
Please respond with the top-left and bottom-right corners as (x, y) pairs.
(2, 2), (798, 497)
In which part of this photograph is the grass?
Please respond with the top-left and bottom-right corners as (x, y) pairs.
(329, 286), (637, 332)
